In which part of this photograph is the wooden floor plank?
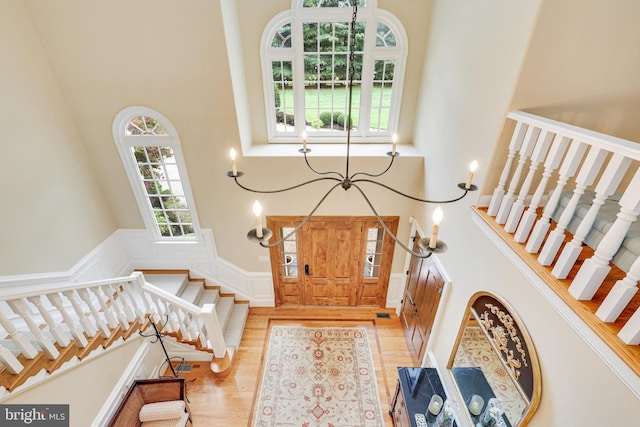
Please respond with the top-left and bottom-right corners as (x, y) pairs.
(166, 306), (414, 426)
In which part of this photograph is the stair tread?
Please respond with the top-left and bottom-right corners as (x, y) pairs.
(195, 289), (220, 306)
(179, 282), (203, 304)
(223, 304), (249, 348)
(143, 274), (189, 295)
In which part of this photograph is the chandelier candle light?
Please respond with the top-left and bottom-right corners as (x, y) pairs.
(226, 4), (477, 259)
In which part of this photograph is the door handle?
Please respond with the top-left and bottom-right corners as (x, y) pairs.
(305, 264), (310, 276)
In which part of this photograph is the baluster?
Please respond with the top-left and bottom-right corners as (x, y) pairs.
(6, 299), (59, 359)
(48, 293), (88, 348)
(0, 307), (39, 359)
(488, 121), (528, 216)
(110, 282), (137, 324)
(77, 288), (113, 337)
(495, 126), (541, 224)
(121, 280), (146, 324)
(538, 147), (609, 265)
(93, 286), (120, 330)
(552, 153), (632, 278)
(569, 168), (640, 300)
(105, 284), (131, 329)
(505, 130), (555, 232)
(0, 342), (23, 374)
(146, 293), (166, 325)
(176, 308), (193, 341)
(525, 140), (588, 253)
(27, 295), (72, 348)
(618, 307), (640, 345)
(195, 317), (208, 349)
(514, 135), (571, 242)
(596, 256), (640, 322)
(160, 300), (180, 332)
(63, 290), (98, 338)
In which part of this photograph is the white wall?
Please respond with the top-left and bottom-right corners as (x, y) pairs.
(413, 0), (639, 425)
(0, 1), (116, 276)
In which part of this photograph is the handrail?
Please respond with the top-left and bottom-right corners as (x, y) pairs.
(0, 273), (142, 300)
(506, 111), (640, 160)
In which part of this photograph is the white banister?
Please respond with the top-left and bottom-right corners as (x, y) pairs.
(27, 295), (72, 348)
(48, 293), (89, 348)
(514, 135), (571, 242)
(552, 153), (632, 279)
(104, 284), (130, 330)
(525, 140), (588, 253)
(6, 299), (59, 359)
(141, 281), (224, 354)
(93, 286), (120, 330)
(505, 129), (555, 232)
(77, 287), (112, 337)
(569, 168), (640, 300)
(538, 146), (609, 265)
(488, 121), (528, 216)
(63, 290), (98, 338)
(110, 282), (137, 324)
(0, 308), (39, 359)
(495, 126), (541, 224)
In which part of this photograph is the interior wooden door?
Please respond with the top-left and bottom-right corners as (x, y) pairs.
(413, 258), (444, 363)
(400, 233), (445, 364)
(302, 220), (362, 306)
(400, 233), (425, 362)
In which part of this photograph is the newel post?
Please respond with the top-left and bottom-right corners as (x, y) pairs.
(201, 304), (227, 358)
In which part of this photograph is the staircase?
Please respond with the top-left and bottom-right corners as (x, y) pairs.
(0, 270), (249, 398)
(140, 270), (249, 355)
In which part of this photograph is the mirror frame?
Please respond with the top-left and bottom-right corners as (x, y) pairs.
(446, 291), (542, 426)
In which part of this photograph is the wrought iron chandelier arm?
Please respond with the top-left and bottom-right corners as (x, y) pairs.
(349, 155), (396, 180)
(257, 182), (344, 248)
(303, 151), (345, 180)
(232, 175), (341, 194)
(351, 178), (471, 204)
(352, 183), (433, 259)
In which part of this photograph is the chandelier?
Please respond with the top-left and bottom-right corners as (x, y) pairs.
(227, 5), (477, 258)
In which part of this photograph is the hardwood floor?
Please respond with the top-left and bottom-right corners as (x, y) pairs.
(167, 306), (414, 426)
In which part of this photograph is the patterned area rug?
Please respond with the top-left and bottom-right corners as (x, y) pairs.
(254, 326), (384, 427)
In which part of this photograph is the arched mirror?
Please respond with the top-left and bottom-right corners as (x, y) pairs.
(447, 292), (541, 426)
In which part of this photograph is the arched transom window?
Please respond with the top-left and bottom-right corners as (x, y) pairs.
(261, 0), (407, 143)
(113, 107), (200, 240)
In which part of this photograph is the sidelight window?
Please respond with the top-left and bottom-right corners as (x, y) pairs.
(281, 227), (298, 277)
(364, 227), (383, 277)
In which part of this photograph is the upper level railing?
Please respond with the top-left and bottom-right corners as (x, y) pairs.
(479, 110), (640, 380)
(0, 272), (226, 393)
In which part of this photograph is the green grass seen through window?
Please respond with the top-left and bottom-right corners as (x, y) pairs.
(278, 84), (392, 130)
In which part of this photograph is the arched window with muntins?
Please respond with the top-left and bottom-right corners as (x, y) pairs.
(113, 107), (200, 240)
(261, 0), (407, 143)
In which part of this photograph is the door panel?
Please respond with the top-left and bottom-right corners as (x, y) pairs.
(304, 220), (361, 306)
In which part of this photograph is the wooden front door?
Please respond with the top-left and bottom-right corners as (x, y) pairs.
(267, 216), (398, 307)
(400, 232), (445, 364)
(303, 220), (361, 306)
